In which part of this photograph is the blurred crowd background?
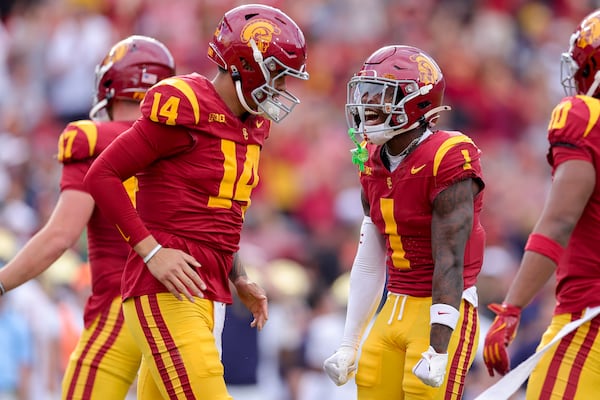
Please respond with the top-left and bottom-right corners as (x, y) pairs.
(0, 0), (597, 399)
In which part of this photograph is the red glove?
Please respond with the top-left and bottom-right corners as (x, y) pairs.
(483, 303), (521, 377)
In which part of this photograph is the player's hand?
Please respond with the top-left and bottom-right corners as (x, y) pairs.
(323, 345), (357, 386)
(412, 346), (448, 387)
(483, 302), (521, 377)
(233, 277), (268, 330)
(146, 247), (207, 302)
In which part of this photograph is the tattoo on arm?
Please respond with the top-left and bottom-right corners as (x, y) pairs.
(229, 252), (247, 282)
(431, 179), (477, 306)
(429, 179), (477, 351)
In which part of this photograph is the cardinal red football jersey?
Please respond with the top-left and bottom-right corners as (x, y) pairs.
(359, 130), (485, 297)
(547, 95), (600, 314)
(58, 119), (134, 327)
(87, 73), (270, 303)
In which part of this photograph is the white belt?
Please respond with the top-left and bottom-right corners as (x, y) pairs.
(386, 286), (478, 325)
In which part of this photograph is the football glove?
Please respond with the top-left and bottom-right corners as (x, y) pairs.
(412, 346), (448, 387)
(483, 302), (521, 377)
(323, 345), (357, 386)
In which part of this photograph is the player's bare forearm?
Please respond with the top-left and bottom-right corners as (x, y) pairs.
(0, 190), (92, 293)
(504, 251), (556, 308)
(229, 252), (268, 329)
(430, 179), (476, 352)
(431, 179), (474, 305)
(229, 252), (248, 284)
(505, 160), (594, 308)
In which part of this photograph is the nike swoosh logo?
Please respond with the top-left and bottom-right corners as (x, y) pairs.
(256, 120), (264, 128)
(116, 224), (131, 242)
(411, 164), (426, 174)
(437, 311), (450, 315)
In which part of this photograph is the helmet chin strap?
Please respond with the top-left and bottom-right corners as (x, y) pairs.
(89, 98), (108, 121)
(230, 38), (272, 117)
(362, 105), (452, 145)
(233, 78), (262, 116)
(89, 88), (116, 121)
(391, 105), (452, 136)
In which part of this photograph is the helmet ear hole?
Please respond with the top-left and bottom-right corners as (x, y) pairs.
(418, 101), (431, 109)
(240, 58), (255, 72)
(581, 64), (591, 78)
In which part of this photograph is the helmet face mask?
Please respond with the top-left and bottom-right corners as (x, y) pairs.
(561, 10), (600, 98)
(347, 76), (416, 143)
(346, 45), (448, 146)
(560, 49), (579, 96)
(207, 4), (309, 122)
(250, 56), (307, 122)
(90, 35), (175, 121)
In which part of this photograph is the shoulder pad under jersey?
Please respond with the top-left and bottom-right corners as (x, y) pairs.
(57, 120), (99, 163)
(430, 131), (482, 178)
(140, 76), (204, 128)
(548, 96), (600, 145)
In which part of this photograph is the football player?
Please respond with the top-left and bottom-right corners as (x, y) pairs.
(0, 35), (175, 399)
(84, 4), (308, 399)
(483, 9), (600, 399)
(323, 45), (485, 399)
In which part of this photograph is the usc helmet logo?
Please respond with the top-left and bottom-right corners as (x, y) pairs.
(241, 19), (281, 53)
(100, 42), (129, 68)
(577, 16), (600, 48)
(411, 54), (440, 85)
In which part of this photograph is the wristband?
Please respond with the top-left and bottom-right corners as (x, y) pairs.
(524, 233), (564, 265)
(430, 303), (460, 330)
(143, 244), (162, 264)
(0, 280), (5, 296)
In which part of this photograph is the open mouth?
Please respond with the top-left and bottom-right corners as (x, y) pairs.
(364, 108), (383, 125)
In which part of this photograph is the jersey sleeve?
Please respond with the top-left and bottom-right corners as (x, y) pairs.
(60, 162), (90, 192)
(84, 120), (194, 246)
(57, 121), (100, 163)
(85, 125), (154, 246)
(547, 96), (598, 169)
(429, 134), (484, 201)
(140, 76), (202, 129)
(57, 121), (101, 192)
